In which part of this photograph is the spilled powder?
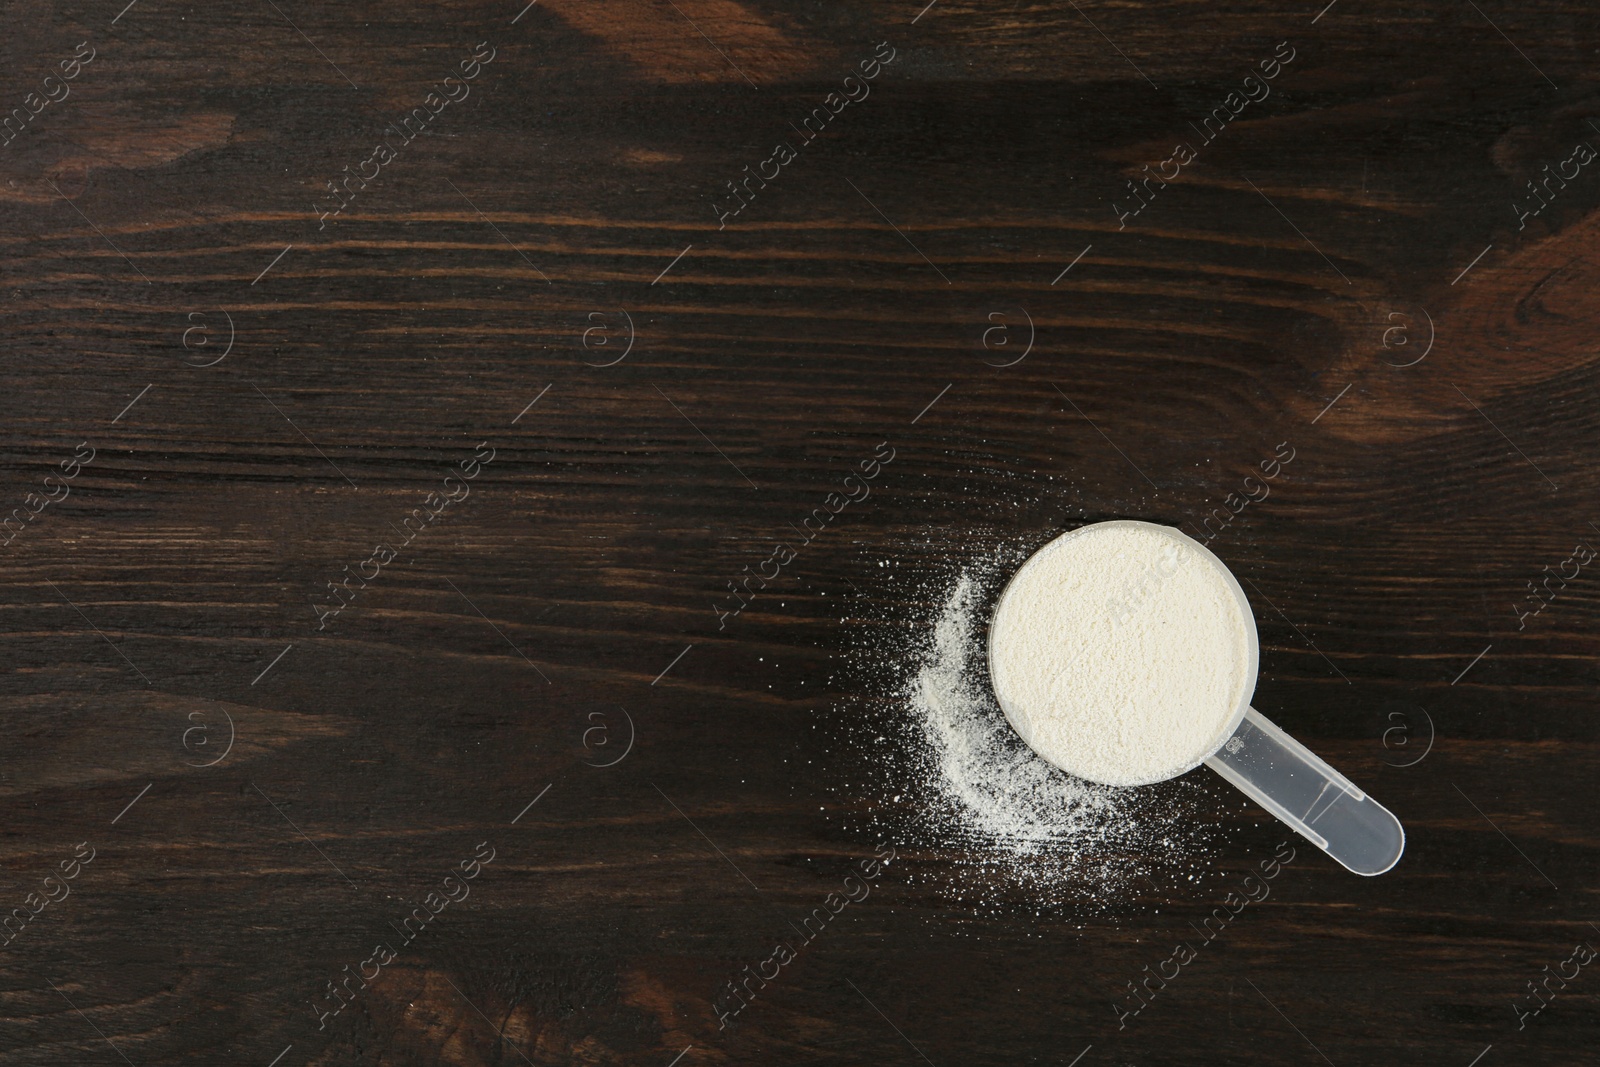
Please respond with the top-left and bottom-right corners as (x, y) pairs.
(915, 574), (1120, 847)
(850, 557), (1218, 915)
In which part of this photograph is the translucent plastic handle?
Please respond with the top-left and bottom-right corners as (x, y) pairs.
(1204, 707), (1404, 876)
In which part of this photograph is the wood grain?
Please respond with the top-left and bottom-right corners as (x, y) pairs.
(1, 0), (1599, 1064)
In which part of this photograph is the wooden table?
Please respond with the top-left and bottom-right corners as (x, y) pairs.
(1, 0), (1597, 1063)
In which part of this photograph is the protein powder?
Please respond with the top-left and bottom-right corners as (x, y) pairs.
(987, 521), (1257, 786)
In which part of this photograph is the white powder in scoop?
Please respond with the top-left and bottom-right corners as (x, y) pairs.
(988, 522), (1254, 786)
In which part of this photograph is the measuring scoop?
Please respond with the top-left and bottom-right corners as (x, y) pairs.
(986, 520), (1405, 876)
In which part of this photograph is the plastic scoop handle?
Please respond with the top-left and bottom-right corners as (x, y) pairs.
(1204, 707), (1404, 876)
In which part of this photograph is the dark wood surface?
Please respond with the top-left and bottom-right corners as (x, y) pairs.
(2, 0), (1599, 1064)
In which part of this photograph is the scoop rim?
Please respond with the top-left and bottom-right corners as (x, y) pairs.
(985, 519), (1261, 787)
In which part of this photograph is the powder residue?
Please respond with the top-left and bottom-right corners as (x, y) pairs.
(916, 575), (1123, 847)
(855, 558), (1216, 913)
